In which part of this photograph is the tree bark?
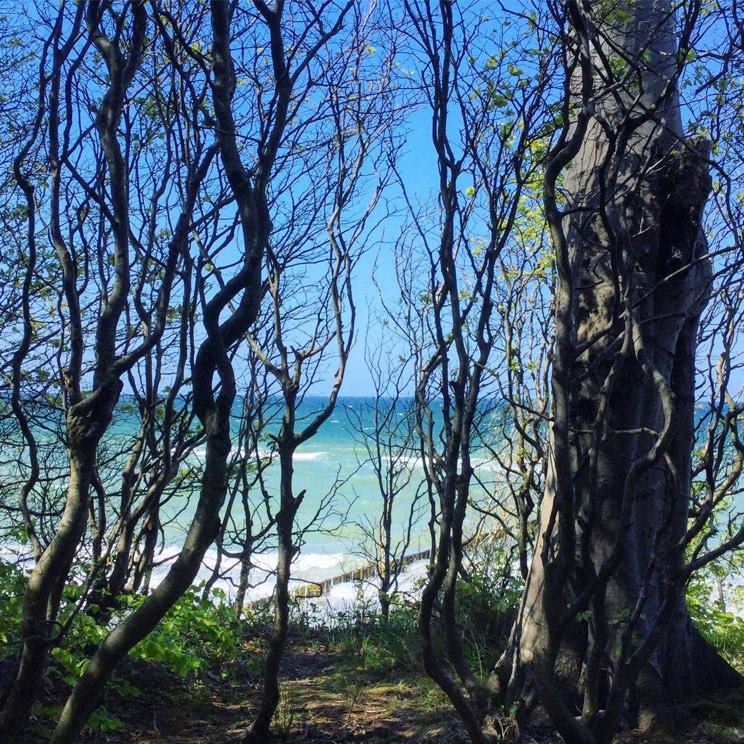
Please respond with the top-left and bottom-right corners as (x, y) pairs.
(50, 421), (230, 743)
(501, 2), (742, 741)
(0, 437), (99, 734)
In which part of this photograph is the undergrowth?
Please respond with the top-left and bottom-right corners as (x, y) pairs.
(2, 547), (744, 739)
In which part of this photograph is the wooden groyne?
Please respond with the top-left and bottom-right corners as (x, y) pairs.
(292, 547), (433, 599)
(289, 530), (504, 599)
(245, 531), (500, 606)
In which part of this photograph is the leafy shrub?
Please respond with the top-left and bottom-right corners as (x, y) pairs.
(317, 539), (524, 680)
(0, 559), (25, 649)
(0, 559), (25, 704)
(356, 594), (422, 674)
(46, 583), (245, 730)
(127, 585), (244, 678)
(456, 541), (524, 674)
(324, 584), (422, 676)
(688, 566), (744, 672)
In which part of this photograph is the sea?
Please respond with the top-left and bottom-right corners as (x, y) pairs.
(0, 395), (507, 613)
(3, 396), (741, 617)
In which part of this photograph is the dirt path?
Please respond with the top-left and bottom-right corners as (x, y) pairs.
(21, 644), (743, 743)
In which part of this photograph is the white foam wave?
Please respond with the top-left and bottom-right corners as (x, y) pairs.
(140, 546), (431, 619)
(132, 542), (431, 617)
(299, 559), (430, 620)
(191, 446), (276, 461)
(293, 451), (326, 461)
(141, 544), (362, 603)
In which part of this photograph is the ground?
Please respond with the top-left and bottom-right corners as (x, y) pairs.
(15, 631), (744, 743)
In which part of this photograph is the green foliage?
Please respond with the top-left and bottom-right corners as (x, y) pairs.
(456, 544), (523, 675)
(322, 544), (523, 683)
(324, 586), (422, 677)
(13, 580), (246, 732)
(0, 559), (25, 648)
(127, 585), (244, 679)
(688, 568), (744, 672)
(87, 707), (125, 733)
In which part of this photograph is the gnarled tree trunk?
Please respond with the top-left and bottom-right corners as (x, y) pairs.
(497, 3), (742, 742)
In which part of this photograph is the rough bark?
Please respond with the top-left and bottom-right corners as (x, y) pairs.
(500, 3), (742, 742)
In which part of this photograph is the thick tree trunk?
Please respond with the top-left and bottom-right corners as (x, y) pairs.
(500, 2), (742, 740)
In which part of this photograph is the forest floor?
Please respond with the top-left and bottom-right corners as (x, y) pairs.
(19, 629), (744, 744)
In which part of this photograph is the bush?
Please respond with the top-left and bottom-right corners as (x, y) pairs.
(127, 585), (244, 679)
(324, 583), (422, 676)
(321, 540), (524, 681)
(456, 541), (524, 674)
(0, 559), (25, 650)
(688, 567), (744, 672)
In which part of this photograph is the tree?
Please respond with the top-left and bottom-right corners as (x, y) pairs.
(378, 4), (743, 744)
(394, 2), (554, 742)
(1, 2), (742, 742)
(47, 1), (380, 740)
(241, 6), (399, 734)
(199, 350), (275, 609)
(492, 3), (743, 743)
(0, 2), (218, 734)
(346, 318), (425, 621)
(481, 167), (553, 583)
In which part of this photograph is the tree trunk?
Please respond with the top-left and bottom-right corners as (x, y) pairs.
(247, 443), (301, 741)
(50, 420), (230, 743)
(500, 2), (742, 740)
(0, 455), (93, 733)
(0, 392), (117, 737)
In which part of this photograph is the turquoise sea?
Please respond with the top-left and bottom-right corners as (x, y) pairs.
(0, 395), (506, 604)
